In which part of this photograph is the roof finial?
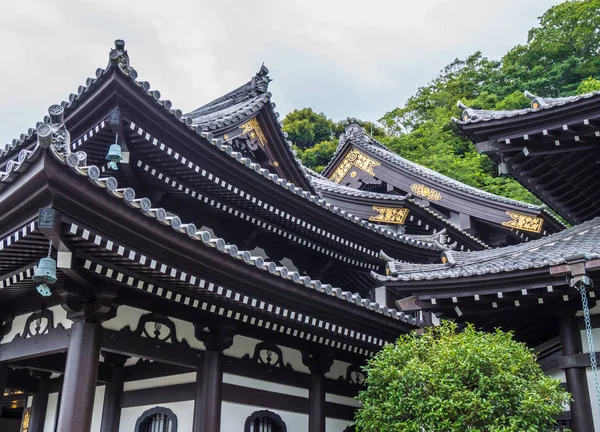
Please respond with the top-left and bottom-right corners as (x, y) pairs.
(109, 39), (131, 76)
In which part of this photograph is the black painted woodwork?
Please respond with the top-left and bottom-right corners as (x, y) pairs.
(0, 363), (7, 402)
(244, 410), (287, 432)
(197, 350), (224, 432)
(0, 328), (70, 363)
(135, 406), (178, 432)
(558, 315), (594, 432)
(100, 356), (127, 432)
(309, 373), (326, 432)
(120, 381), (356, 421)
(56, 320), (101, 432)
(29, 379), (49, 432)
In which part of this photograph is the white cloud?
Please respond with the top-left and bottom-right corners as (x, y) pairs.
(0, 0), (558, 144)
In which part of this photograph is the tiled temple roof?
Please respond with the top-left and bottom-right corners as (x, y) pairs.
(373, 216), (600, 282)
(184, 65), (271, 131)
(454, 90), (600, 125)
(329, 123), (544, 211)
(305, 167), (491, 250)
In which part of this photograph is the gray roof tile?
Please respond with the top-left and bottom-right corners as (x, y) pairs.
(374, 216), (600, 282)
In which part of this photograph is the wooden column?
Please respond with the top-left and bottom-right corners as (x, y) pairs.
(55, 320), (101, 432)
(100, 353), (129, 432)
(29, 378), (50, 432)
(192, 356), (204, 432)
(559, 314), (595, 432)
(302, 353), (333, 432)
(193, 327), (234, 432)
(0, 362), (8, 398)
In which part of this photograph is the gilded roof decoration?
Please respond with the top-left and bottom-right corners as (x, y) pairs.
(329, 148), (380, 184)
(501, 211), (544, 234)
(410, 183), (442, 201)
(369, 207), (409, 225)
(240, 117), (267, 146)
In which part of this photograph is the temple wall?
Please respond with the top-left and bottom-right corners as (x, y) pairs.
(72, 371), (357, 432)
(12, 305), (361, 431)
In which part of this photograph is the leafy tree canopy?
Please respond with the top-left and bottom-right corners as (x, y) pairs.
(355, 321), (570, 432)
(282, 108), (335, 149)
(283, 0), (600, 202)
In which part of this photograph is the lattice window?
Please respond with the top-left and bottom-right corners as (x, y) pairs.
(135, 407), (177, 432)
(244, 410), (286, 432)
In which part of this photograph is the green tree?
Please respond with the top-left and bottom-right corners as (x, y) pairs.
(293, 140), (337, 173)
(502, 0), (600, 96)
(355, 321), (570, 432)
(282, 108), (335, 149)
(577, 77), (600, 94)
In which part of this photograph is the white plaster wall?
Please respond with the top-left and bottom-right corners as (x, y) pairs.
(43, 393), (58, 432)
(224, 334), (311, 374)
(223, 374), (308, 398)
(124, 372), (196, 391)
(224, 334), (259, 359)
(90, 386), (106, 432)
(546, 367), (566, 383)
(581, 327), (600, 431)
(119, 401), (195, 432)
(102, 306), (205, 350)
(326, 359), (351, 381)
(326, 418), (353, 432)
(326, 393), (361, 408)
(221, 402), (308, 432)
(1, 306), (72, 344)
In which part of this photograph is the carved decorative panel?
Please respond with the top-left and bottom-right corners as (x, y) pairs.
(240, 118), (267, 146)
(122, 313), (189, 346)
(369, 206), (409, 225)
(410, 183), (442, 201)
(242, 341), (293, 371)
(329, 148), (381, 184)
(340, 364), (366, 386)
(15, 309), (64, 340)
(501, 211), (544, 233)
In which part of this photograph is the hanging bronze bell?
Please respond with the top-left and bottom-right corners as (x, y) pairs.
(498, 162), (509, 176)
(106, 143), (122, 170)
(33, 257), (57, 284)
(33, 257), (57, 297)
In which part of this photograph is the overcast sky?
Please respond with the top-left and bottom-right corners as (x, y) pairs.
(0, 0), (559, 145)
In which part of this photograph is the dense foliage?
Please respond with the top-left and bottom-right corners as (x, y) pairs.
(355, 322), (570, 432)
(283, 0), (600, 203)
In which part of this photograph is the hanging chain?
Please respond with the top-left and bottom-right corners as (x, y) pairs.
(47, 238), (53, 257)
(578, 284), (600, 407)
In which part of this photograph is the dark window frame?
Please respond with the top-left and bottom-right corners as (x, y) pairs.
(134, 406), (178, 432)
(244, 410), (287, 432)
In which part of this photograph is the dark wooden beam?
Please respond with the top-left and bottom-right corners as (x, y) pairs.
(0, 330), (70, 363)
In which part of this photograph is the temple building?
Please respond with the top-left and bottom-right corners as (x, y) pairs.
(0, 40), (597, 432)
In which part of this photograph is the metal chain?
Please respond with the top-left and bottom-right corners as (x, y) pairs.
(47, 238), (53, 257)
(578, 285), (600, 407)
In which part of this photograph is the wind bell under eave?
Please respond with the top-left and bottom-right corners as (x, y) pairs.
(106, 132), (122, 170)
(32, 239), (57, 297)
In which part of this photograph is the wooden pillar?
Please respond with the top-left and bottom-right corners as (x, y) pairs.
(559, 314), (595, 432)
(0, 362), (8, 397)
(302, 353), (333, 432)
(29, 378), (50, 432)
(100, 353), (128, 432)
(193, 327), (234, 432)
(56, 320), (101, 432)
(192, 356), (204, 432)
(309, 373), (326, 432)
